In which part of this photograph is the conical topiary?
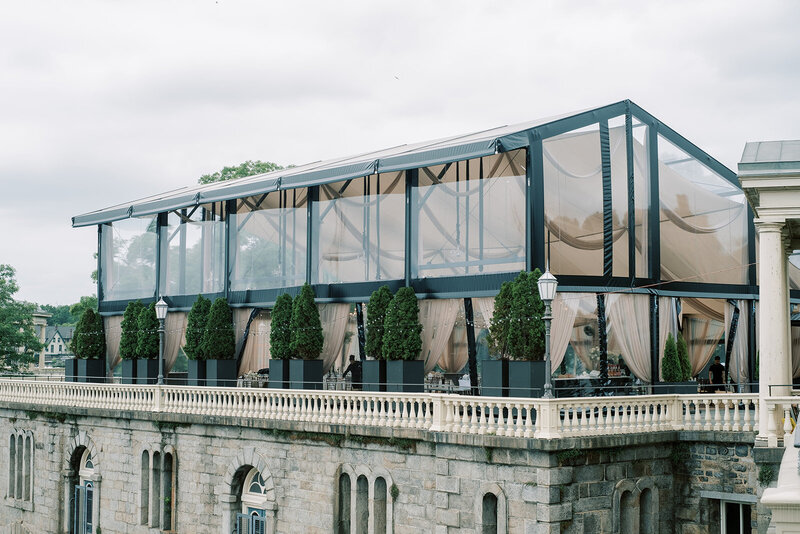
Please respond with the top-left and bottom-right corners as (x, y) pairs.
(290, 284), (324, 360)
(677, 334), (691, 381)
(185, 295), (211, 361)
(120, 301), (144, 360)
(202, 298), (235, 360)
(136, 303), (160, 360)
(662, 332), (682, 382)
(270, 293), (294, 360)
(82, 309), (106, 360)
(486, 280), (514, 358)
(506, 269), (545, 361)
(381, 287), (422, 361)
(366, 286), (393, 360)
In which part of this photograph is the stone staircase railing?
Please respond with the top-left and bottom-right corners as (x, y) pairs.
(1, 379), (796, 441)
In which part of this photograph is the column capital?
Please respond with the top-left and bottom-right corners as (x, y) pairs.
(753, 219), (786, 233)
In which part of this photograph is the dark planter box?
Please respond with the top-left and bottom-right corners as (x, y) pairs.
(77, 359), (106, 383)
(187, 360), (206, 387)
(269, 360), (290, 389)
(508, 360), (546, 398)
(362, 360), (387, 392)
(206, 359), (238, 387)
(136, 359), (159, 385)
(659, 381), (699, 395)
(120, 359), (137, 384)
(481, 359), (509, 397)
(386, 360), (424, 393)
(65, 358), (78, 383)
(289, 359), (323, 390)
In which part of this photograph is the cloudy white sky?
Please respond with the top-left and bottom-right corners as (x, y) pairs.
(1, 0), (799, 306)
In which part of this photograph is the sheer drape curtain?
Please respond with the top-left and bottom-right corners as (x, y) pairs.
(569, 295), (599, 371)
(238, 312), (271, 375)
(319, 303), (350, 373)
(419, 299), (460, 373)
(164, 312), (187, 374)
(550, 293), (580, 371)
(724, 300), (749, 384)
(658, 297), (679, 374)
(686, 317), (725, 376)
(103, 315), (123, 375)
(606, 293), (651, 381)
(438, 326), (468, 373)
(233, 308), (253, 362)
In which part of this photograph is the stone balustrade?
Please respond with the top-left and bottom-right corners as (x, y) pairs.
(2, 378), (797, 442)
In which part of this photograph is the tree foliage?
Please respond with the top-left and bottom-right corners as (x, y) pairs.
(662, 332), (683, 382)
(486, 281), (514, 358)
(290, 284), (324, 360)
(72, 308), (105, 360)
(381, 287), (422, 361)
(70, 296), (98, 321)
(198, 160), (283, 185)
(202, 298), (236, 360)
(365, 286), (393, 359)
(505, 269), (545, 361)
(41, 304), (73, 326)
(270, 293), (294, 360)
(0, 265), (42, 374)
(120, 301), (144, 360)
(677, 333), (692, 381)
(136, 303), (160, 360)
(184, 295), (211, 361)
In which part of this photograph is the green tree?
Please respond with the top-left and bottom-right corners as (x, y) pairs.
(662, 332), (682, 382)
(486, 280), (514, 358)
(0, 265), (42, 374)
(506, 270), (545, 361)
(136, 303), (159, 360)
(73, 309), (105, 360)
(365, 286), (393, 359)
(41, 304), (74, 326)
(199, 160), (283, 184)
(677, 334), (692, 381)
(202, 298), (236, 360)
(381, 287), (422, 361)
(290, 284), (324, 360)
(270, 293), (294, 360)
(184, 295), (211, 361)
(70, 296), (98, 321)
(120, 301), (144, 360)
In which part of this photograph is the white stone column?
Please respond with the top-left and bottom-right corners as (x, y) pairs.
(220, 494), (238, 534)
(755, 220), (792, 446)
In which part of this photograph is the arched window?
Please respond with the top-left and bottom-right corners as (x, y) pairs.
(151, 451), (161, 527)
(475, 483), (506, 533)
(23, 435), (31, 502)
(335, 466), (395, 534)
(373, 477), (387, 534)
(620, 490), (636, 533)
(237, 468), (270, 534)
(74, 450), (95, 534)
(8, 435), (16, 498)
(337, 473), (351, 534)
(482, 493), (498, 534)
(163, 452), (174, 530)
(8, 432), (34, 504)
(140, 451), (149, 525)
(140, 447), (176, 530)
(16, 434), (23, 499)
(356, 475), (369, 534)
(640, 488), (654, 534)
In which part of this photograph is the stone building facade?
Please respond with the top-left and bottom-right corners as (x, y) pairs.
(0, 401), (780, 533)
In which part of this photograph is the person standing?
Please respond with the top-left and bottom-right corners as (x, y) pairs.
(342, 354), (362, 390)
(709, 356), (725, 392)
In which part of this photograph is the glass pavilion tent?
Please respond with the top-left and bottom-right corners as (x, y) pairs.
(74, 100), (774, 386)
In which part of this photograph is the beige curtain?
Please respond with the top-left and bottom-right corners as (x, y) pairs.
(686, 317), (725, 376)
(606, 293), (651, 381)
(233, 308), (254, 361)
(103, 315), (123, 375)
(474, 297), (495, 327)
(550, 293), (580, 371)
(419, 299), (460, 373)
(164, 312), (187, 374)
(238, 311), (271, 375)
(658, 297), (679, 374)
(792, 327), (800, 379)
(319, 303), (350, 373)
(725, 300), (749, 384)
(569, 295), (598, 370)
(438, 324), (469, 373)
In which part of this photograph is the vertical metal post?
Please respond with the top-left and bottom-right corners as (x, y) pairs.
(650, 293), (660, 388)
(225, 199), (234, 299)
(307, 186), (317, 285)
(529, 132), (546, 270)
(464, 298), (479, 395)
(625, 104), (636, 282)
(405, 169), (416, 286)
(356, 303), (366, 361)
(543, 300), (553, 399)
(647, 124), (660, 281)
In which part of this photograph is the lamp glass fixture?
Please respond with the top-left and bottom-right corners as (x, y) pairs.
(155, 297), (168, 320)
(537, 269), (558, 303)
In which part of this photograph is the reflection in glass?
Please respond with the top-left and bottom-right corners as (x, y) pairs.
(101, 216), (157, 301)
(413, 149), (526, 278)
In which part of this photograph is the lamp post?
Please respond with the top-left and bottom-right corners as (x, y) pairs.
(537, 268), (558, 399)
(155, 297), (168, 385)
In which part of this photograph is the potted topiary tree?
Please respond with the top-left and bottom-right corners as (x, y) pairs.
(505, 269), (547, 397)
(364, 285), (393, 392)
(119, 300), (144, 384)
(136, 303), (160, 384)
(184, 295), (210, 386)
(382, 287), (423, 392)
(202, 297), (237, 387)
(288, 284), (324, 389)
(268, 293), (293, 389)
(73, 309), (106, 383)
(483, 280), (514, 397)
(661, 332), (697, 394)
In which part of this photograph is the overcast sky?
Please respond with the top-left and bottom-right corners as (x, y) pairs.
(1, 0), (799, 306)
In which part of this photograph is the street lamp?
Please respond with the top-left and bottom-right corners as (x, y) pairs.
(537, 267), (558, 399)
(155, 297), (168, 385)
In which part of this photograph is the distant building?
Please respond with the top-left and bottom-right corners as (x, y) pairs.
(42, 325), (74, 368)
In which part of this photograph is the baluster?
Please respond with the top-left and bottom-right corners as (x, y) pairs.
(712, 398), (722, 431)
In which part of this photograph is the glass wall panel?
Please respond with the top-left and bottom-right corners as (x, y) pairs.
(658, 136), (748, 284)
(160, 203), (225, 296)
(101, 216), (157, 301)
(412, 149), (526, 278)
(609, 118), (629, 278)
(631, 119), (651, 278)
(543, 126), (604, 276)
(313, 172), (405, 283)
(230, 189), (307, 291)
